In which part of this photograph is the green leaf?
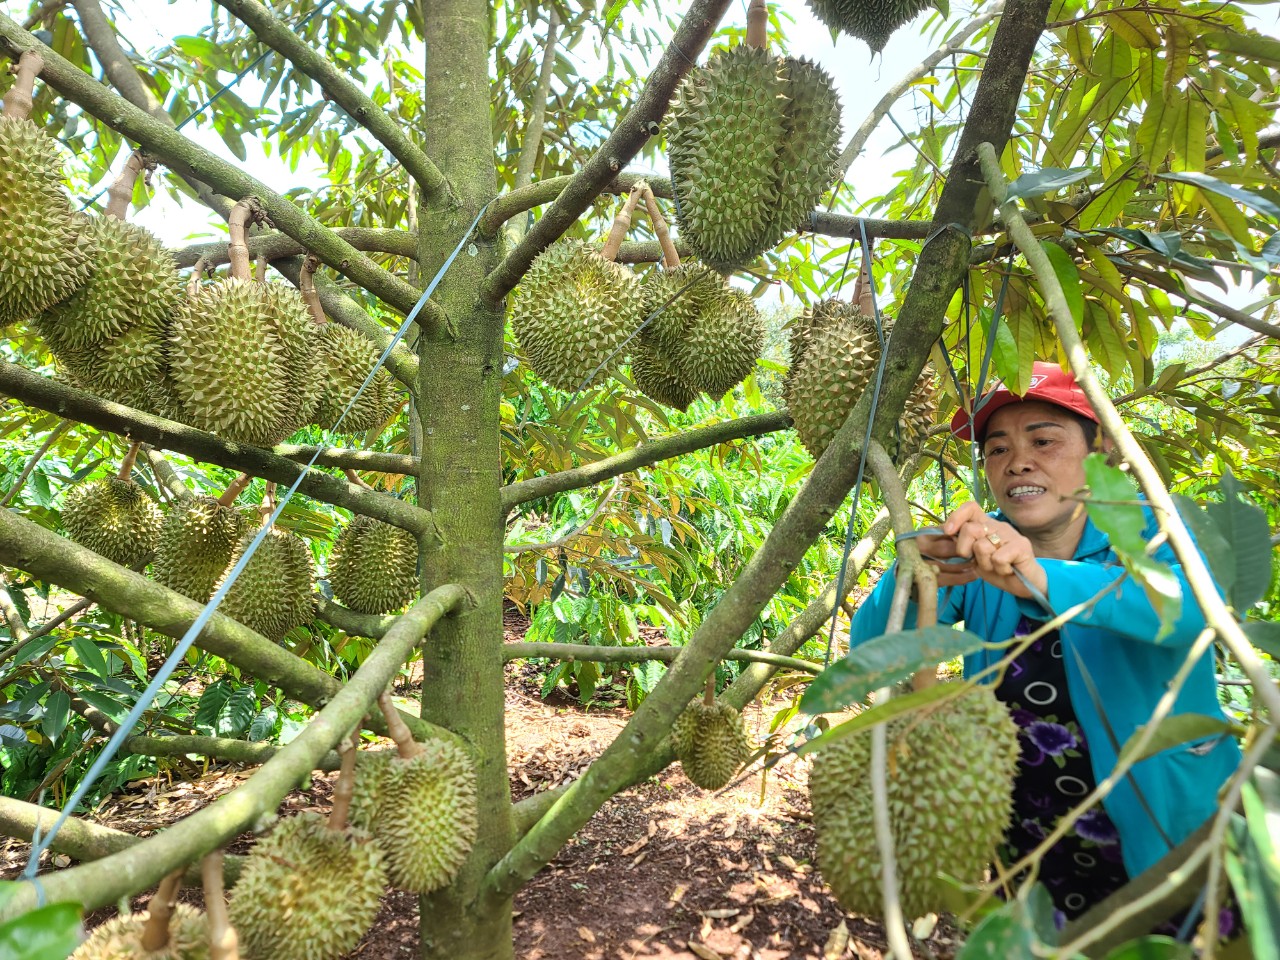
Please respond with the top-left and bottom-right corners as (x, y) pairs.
(1040, 242), (1083, 330)
(1204, 472), (1274, 612)
(69, 636), (108, 678)
(1202, 30), (1280, 67)
(247, 705), (278, 743)
(1083, 455), (1147, 554)
(0, 901), (84, 960)
(1173, 495), (1236, 600)
(956, 899), (1037, 959)
(1102, 936), (1194, 960)
(1225, 774), (1280, 960)
(1118, 713), (1239, 765)
(193, 678), (233, 736)
(75, 690), (128, 725)
(795, 682), (957, 756)
(1005, 166), (1094, 201)
(800, 626), (985, 714)
(218, 685), (257, 738)
(989, 316), (1021, 393)
(1156, 171), (1280, 221)
(40, 692), (69, 745)
(1243, 620), (1280, 659)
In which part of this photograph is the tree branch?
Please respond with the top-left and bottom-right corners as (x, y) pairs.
(504, 478), (620, 553)
(0, 361), (432, 534)
(1119, 262), (1280, 340)
(121, 733), (341, 771)
(500, 411), (791, 510)
(0, 14), (435, 322)
(507, 9), (560, 245)
(0, 584), (468, 919)
(0, 508), (456, 746)
(171, 227), (418, 269)
(313, 594), (398, 638)
(211, 0), (449, 203)
(502, 641), (822, 674)
(479, 0), (734, 305)
(270, 443), (417, 476)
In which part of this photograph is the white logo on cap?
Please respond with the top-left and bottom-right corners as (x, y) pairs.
(1027, 374), (1048, 388)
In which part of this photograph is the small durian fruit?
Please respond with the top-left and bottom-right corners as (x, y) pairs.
(805, 0), (937, 54)
(786, 305), (883, 459)
(511, 237), (645, 391)
(808, 684), (1020, 920)
(347, 749), (395, 835)
(629, 342), (701, 411)
(72, 869), (208, 960)
(217, 522), (314, 642)
(312, 324), (400, 433)
(366, 692), (479, 893)
(327, 515), (419, 615)
(61, 452), (163, 568)
(0, 53), (95, 329)
(672, 287), (764, 398)
(152, 491), (248, 603)
(637, 262), (719, 355)
(671, 679), (752, 791)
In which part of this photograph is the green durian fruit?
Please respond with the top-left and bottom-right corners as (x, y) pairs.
(61, 477), (163, 568)
(229, 813), (384, 960)
(786, 306), (882, 458)
(36, 216), (182, 353)
(71, 903), (209, 960)
(900, 369), (939, 455)
(773, 56), (844, 235)
(262, 283), (322, 439)
(373, 741), (478, 893)
(672, 288), (764, 398)
(809, 684), (1020, 920)
(511, 239), (645, 391)
(637, 262), (720, 354)
(804, 0), (937, 54)
(783, 298), (867, 408)
(671, 699), (752, 790)
(169, 279), (313, 446)
(217, 526), (314, 641)
(327, 515), (419, 615)
(152, 496), (247, 603)
(0, 117), (94, 328)
(629, 342), (701, 411)
(347, 750), (394, 834)
(311, 324), (400, 434)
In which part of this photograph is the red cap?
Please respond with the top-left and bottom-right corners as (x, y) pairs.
(950, 361), (1098, 441)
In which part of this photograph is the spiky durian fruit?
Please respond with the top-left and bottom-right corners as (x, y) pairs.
(311, 324), (400, 434)
(786, 307), (882, 458)
(168, 279), (315, 446)
(671, 699), (752, 790)
(229, 813), (384, 960)
(809, 684), (1020, 920)
(327, 516), (419, 615)
(372, 740), (479, 893)
(0, 117), (94, 328)
(216, 527), (314, 641)
(61, 477), (163, 568)
(511, 239), (645, 391)
(347, 750), (394, 835)
(70, 903), (209, 960)
(783, 298), (868, 409)
(638, 262), (720, 354)
(804, 0), (937, 53)
(629, 343), (701, 411)
(900, 368), (939, 454)
(672, 288), (764, 398)
(36, 216), (182, 353)
(152, 496), (247, 603)
(665, 47), (841, 269)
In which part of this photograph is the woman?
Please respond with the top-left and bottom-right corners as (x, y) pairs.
(848, 361), (1242, 929)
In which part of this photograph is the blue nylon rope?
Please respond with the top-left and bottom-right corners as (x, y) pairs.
(20, 201), (491, 891)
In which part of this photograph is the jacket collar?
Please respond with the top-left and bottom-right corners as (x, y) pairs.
(990, 509), (1112, 560)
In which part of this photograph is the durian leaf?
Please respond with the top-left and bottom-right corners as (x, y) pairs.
(1172, 494), (1236, 603)
(1040, 242), (1084, 332)
(1225, 774), (1280, 960)
(40, 692), (70, 745)
(1004, 165), (1093, 202)
(1117, 713), (1241, 765)
(1242, 620), (1280, 659)
(794, 682), (956, 756)
(1102, 937), (1194, 960)
(955, 898), (1037, 959)
(75, 690), (129, 725)
(1203, 471), (1273, 612)
(800, 626), (984, 714)
(0, 900), (84, 960)
(69, 635), (109, 678)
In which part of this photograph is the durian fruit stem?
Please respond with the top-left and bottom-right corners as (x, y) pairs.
(745, 0), (768, 51)
(202, 851), (240, 960)
(117, 441), (143, 481)
(702, 674), (715, 706)
(327, 731), (360, 832)
(344, 468), (376, 491)
(257, 482), (276, 527)
(641, 183), (681, 269)
(104, 152), (147, 221)
(378, 689), (424, 760)
(188, 257), (210, 298)
(910, 561), (940, 690)
(600, 183), (645, 262)
(299, 254), (327, 325)
(855, 257), (875, 316)
(216, 473), (251, 507)
(1, 50), (41, 119)
(138, 867), (184, 951)
(253, 255), (267, 284)
(227, 199), (255, 282)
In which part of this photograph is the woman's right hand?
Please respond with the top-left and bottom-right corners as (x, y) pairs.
(911, 531), (980, 587)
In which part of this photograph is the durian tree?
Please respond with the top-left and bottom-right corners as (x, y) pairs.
(0, 0), (1278, 958)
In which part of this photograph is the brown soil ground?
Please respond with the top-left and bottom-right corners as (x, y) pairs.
(1, 610), (961, 959)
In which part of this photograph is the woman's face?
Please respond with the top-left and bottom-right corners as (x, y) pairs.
(981, 400), (1092, 545)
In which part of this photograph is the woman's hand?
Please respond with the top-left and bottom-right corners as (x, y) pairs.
(940, 502), (1050, 601)
(911, 531), (980, 588)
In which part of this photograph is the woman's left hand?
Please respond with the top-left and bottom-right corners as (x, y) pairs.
(940, 502), (1050, 601)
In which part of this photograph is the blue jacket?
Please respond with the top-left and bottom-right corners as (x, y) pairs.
(848, 509), (1242, 881)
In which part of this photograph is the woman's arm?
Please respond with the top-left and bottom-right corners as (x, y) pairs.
(848, 561), (967, 649)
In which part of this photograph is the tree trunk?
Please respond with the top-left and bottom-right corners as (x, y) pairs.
(414, 1), (513, 957)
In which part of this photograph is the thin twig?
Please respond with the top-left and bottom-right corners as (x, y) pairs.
(504, 478), (621, 553)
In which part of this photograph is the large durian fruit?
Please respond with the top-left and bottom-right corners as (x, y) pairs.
(629, 342), (701, 411)
(229, 812), (385, 960)
(71, 903), (210, 960)
(805, 0), (937, 54)
(511, 238), (646, 391)
(671, 287), (765, 398)
(327, 515), (419, 615)
(0, 60), (95, 329)
(311, 323), (400, 433)
(32, 216), (183, 413)
(665, 47), (841, 269)
(671, 693), (753, 791)
(809, 684), (1020, 920)
(61, 477), (163, 568)
(152, 496), (248, 603)
(216, 526), (314, 641)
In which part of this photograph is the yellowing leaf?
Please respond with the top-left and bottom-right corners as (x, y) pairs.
(1078, 162), (1140, 230)
(1196, 186), (1253, 243)
(1135, 63), (1175, 169)
(1225, 87), (1271, 165)
(1109, 10), (1161, 48)
(1163, 23), (1192, 84)
(1079, 243), (1129, 302)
